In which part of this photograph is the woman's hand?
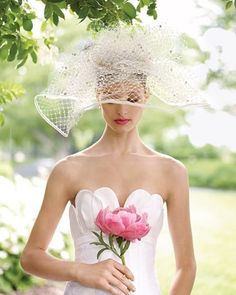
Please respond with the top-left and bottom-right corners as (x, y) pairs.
(76, 258), (136, 295)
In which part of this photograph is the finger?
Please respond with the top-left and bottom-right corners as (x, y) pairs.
(112, 270), (136, 292)
(102, 281), (123, 295)
(114, 261), (135, 281)
(108, 275), (132, 295)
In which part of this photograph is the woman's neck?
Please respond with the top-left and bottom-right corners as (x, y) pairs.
(94, 125), (146, 155)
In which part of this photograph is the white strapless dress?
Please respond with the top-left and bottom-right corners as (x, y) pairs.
(64, 186), (164, 295)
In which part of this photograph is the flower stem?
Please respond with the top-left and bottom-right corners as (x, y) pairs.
(121, 254), (126, 265)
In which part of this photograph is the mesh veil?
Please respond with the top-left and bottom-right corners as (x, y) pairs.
(34, 22), (209, 137)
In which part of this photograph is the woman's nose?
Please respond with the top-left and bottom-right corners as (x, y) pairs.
(117, 104), (128, 115)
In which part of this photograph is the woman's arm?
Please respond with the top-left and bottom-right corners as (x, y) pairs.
(20, 159), (83, 282)
(20, 159), (136, 295)
(166, 159), (196, 295)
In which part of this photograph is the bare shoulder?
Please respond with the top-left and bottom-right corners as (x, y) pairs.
(161, 153), (187, 175)
(152, 151), (188, 196)
(53, 150), (89, 170)
(47, 153), (86, 193)
(153, 150), (187, 172)
(140, 145), (187, 176)
(50, 156), (77, 179)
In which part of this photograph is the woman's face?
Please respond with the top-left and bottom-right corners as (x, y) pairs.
(96, 81), (150, 131)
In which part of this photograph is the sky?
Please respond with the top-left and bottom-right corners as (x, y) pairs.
(138, 0), (236, 151)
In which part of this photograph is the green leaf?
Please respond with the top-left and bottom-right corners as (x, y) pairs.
(112, 0), (124, 6)
(116, 236), (124, 247)
(0, 112), (5, 127)
(30, 50), (37, 63)
(122, 2), (136, 18)
(78, 6), (89, 18)
(147, 8), (153, 16)
(0, 96), (6, 104)
(0, 44), (9, 60)
(99, 230), (105, 243)
(9, 23), (17, 32)
(70, 2), (80, 14)
(136, 3), (141, 12)
(52, 4), (65, 19)
(112, 0), (124, 3)
(44, 3), (53, 19)
(16, 56), (28, 68)
(234, 0), (236, 8)
(23, 18), (33, 31)
(138, 0), (145, 8)
(89, 7), (106, 18)
(97, 247), (109, 259)
(152, 9), (157, 20)
(7, 43), (17, 61)
(15, 22), (20, 31)
(135, 17), (142, 23)
(52, 12), (59, 25)
(143, 0), (151, 5)
(120, 240), (130, 255)
(226, 1), (233, 9)
(40, 20), (47, 32)
(91, 231), (101, 239)
(90, 242), (102, 246)
(17, 48), (28, 60)
(79, 17), (86, 23)
(91, 230), (104, 244)
(47, 0), (65, 2)
(2, 34), (16, 41)
(10, 2), (20, 13)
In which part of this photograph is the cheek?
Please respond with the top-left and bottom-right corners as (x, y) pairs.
(131, 107), (144, 119)
(100, 106), (113, 120)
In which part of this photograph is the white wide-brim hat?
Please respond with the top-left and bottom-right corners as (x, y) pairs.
(34, 22), (210, 137)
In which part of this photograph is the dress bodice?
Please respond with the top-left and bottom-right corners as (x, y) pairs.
(64, 187), (165, 295)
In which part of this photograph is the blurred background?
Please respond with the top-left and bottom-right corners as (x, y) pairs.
(0, 0), (235, 294)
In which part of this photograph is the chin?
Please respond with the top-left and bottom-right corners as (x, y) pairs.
(111, 121), (138, 132)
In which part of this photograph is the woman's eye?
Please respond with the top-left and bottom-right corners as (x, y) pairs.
(127, 93), (141, 103)
(127, 97), (139, 103)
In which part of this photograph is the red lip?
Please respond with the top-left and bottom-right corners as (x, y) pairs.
(114, 119), (130, 125)
(115, 118), (130, 121)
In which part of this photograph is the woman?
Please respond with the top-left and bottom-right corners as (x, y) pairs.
(20, 23), (203, 295)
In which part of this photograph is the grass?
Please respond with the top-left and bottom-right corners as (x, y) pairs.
(155, 188), (236, 295)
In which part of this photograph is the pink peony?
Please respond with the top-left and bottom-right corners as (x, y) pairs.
(91, 205), (151, 266)
(95, 205), (150, 242)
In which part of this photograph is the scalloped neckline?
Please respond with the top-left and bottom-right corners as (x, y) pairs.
(71, 186), (165, 209)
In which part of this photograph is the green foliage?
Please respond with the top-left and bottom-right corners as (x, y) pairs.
(224, 0), (236, 9)
(0, 0), (158, 126)
(161, 134), (236, 189)
(0, 0), (158, 68)
(0, 198), (73, 293)
(0, 81), (25, 126)
(156, 134), (236, 189)
(0, 81), (25, 105)
(0, 0), (38, 68)
(185, 158), (236, 189)
(163, 136), (221, 161)
(0, 222), (42, 293)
